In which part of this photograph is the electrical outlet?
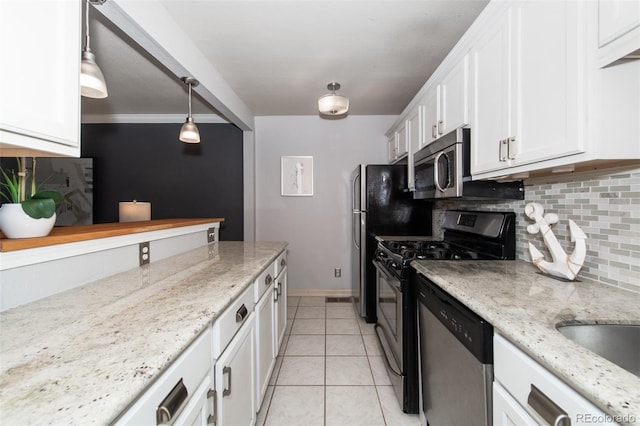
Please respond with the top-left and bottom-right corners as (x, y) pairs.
(334, 268), (341, 278)
(139, 242), (150, 266)
(207, 227), (217, 243)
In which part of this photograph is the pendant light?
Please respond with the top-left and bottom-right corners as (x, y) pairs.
(318, 82), (349, 116)
(80, 0), (108, 99)
(179, 77), (201, 144)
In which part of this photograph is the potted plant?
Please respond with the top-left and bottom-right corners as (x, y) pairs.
(0, 157), (64, 238)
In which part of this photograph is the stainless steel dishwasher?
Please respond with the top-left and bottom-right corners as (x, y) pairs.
(417, 272), (494, 426)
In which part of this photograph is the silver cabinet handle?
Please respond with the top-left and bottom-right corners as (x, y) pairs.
(265, 274), (273, 286)
(527, 384), (571, 426)
(499, 138), (509, 161)
(431, 124), (437, 139)
(207, 389), (217, 425)
(222, 366), (232, 397)
(280, 258), (286, 268)
(156, 378), (188, 424)
(274, 282), (279, 302)
(437, 119), (444, 135)
(277, 281), (282, 296)
(235, 304), (248, 323)
(507, 136), (517, 160)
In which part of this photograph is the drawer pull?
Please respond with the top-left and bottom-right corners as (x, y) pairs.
(223, 366), (232, 397)
(207, 389), (217, 425)
(280, 258), (286, 268)
(235, 304), (248, 323)
(265, 274), (273, 286)
(156, 378), (188, 424)
(527, 384), (571, 426)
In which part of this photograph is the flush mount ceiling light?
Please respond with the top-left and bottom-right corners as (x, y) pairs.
(80, 0), (108, 98)
(179, 76), (201, 144)
(318, 82), (349, 116)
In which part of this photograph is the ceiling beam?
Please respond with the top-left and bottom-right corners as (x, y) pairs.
(94, 0), (255, 131)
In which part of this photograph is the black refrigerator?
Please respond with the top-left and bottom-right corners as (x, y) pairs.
(350, 164), (432, 323)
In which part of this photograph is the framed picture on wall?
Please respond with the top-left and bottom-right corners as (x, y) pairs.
(281, 156), (313, 196)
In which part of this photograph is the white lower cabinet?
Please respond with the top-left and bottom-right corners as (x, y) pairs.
(493, 333), (617, 426)
(255, 280), (276, 409)
(178, 375), (214, 426)
(114, 329), (212, 425)
(273, 264), (287, 353)
(213, 314), (256, 426)
(117, 250), (287, 426)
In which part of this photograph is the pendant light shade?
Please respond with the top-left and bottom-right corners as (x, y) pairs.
(80, 0), (108, 98)
(318, 82), (349, 116)
(179, 77), (201, 144)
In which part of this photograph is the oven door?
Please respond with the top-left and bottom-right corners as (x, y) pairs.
(373, 259), (405, 408)
(374, 261), (402, 362)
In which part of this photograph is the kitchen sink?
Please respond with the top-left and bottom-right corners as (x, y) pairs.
(556, 323), (640, 377)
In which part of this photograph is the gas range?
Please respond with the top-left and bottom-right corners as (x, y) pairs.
(373, 210), (516, 415)
(376, 240), (490, 277)
(375, 210), (516, 279)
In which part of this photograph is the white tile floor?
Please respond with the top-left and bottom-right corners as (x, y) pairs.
(256, 296), (422, 426)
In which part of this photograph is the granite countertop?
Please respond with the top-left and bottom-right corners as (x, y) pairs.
(0, 241), (287, 425)
(412, 260), (640, 426)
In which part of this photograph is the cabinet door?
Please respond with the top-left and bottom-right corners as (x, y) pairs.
(422, 87), (440, 147)
(406, 106), (423, 191)
(176, 375), (214, 426)
(215, 315), (255, 426)
(598, 0), (640, 67)
(471, 9), (510, 175)
(0, 0), (80, 156)
(387, 134), (398, 163)
(274, 269), (287, 355)
(509, 1), (585, 166)
(493, 382), (538, 426)
(396, 124), (408, 158)
(440, 54), (469, 136)
(255, 285), (275, 409)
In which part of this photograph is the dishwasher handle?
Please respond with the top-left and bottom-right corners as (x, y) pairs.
(527, 384), (571, 426)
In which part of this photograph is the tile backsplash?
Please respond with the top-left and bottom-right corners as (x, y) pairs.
(433, 166), (640, 293)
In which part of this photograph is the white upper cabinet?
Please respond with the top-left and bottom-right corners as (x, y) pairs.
(406, 105), (423, 191)
(422, 86), (440, 147)
(471, 1), (586, 177)
(597, 0), (640, 67)
(439, 55), (470, 138)
(0, 0), (81, 157)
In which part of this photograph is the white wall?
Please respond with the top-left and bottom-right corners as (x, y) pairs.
(255, 115), (396, 293)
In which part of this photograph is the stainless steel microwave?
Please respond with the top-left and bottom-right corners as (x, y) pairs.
(413, 128), (524, 200)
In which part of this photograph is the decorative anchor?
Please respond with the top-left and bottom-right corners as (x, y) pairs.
(525, 202), (587, 281)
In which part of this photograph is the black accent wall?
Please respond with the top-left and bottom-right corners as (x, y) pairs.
(81, 123), (243, 240)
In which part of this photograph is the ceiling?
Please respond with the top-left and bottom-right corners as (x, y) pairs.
(81, 1), (489, 122)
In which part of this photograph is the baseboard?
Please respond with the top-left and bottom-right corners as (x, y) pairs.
(287, 288), (354, 298)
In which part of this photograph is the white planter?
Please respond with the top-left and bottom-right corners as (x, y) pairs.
(0, 203), (56, 238)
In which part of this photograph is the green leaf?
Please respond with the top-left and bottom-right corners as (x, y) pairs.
(32, 190), (64, 205)
(21, 198), (56, 219)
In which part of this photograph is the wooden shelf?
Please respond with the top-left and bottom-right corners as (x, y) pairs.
(0, 218), (224, 252)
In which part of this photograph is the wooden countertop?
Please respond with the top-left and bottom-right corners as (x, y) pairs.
(0, 218), (224, 252)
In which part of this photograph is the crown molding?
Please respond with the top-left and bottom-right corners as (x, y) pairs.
(81, 114), (229, 124)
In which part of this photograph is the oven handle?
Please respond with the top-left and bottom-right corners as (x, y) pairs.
(373, 324), (402, 377)
(373, 260), (396, 285)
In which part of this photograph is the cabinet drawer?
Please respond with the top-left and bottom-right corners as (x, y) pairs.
(275, 250), (287, 277)
(115, 328), (211, 425)
(254, 260), (276, 302)
(212, 285), (254, 358)
(494, 333), (616, 425)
